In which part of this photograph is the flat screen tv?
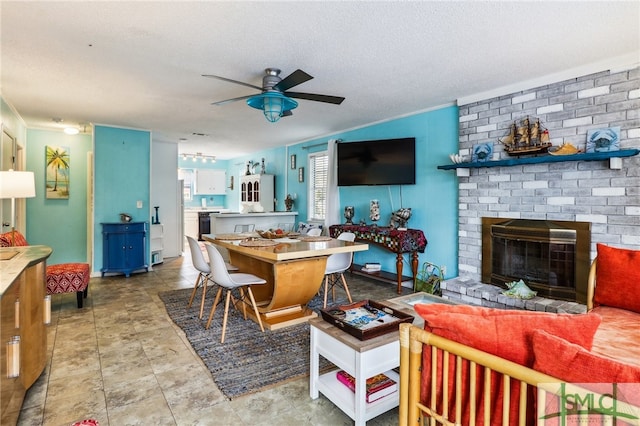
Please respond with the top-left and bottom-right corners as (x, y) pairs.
(337, 137), (416, 186)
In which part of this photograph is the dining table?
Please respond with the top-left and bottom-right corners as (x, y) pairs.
(202, 233), (369, 330)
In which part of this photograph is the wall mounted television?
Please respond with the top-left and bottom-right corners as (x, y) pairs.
(337, 137), (416, 186)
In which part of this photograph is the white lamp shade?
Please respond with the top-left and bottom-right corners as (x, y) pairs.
(0, 170), (36, 199)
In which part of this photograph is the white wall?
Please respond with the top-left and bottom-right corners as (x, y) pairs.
(151, 140), (181, 257)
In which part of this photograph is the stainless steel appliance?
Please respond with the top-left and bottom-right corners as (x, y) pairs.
(198, 212), (210, 241)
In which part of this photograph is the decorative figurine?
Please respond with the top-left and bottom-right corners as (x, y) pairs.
(390, 207), (411, 229)
(498, 116), (552, 156)
(344, 206), (355, 225)
(369, 200), (380, 225)
(284, 194), (294, 212)
(261, 158), (266, 174)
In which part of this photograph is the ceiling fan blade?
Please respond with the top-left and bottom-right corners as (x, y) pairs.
(211, 94), (255, 106)
(202, 74), (263, 91)
(285, 92), (345, 105)
(274, 69), (313, 92)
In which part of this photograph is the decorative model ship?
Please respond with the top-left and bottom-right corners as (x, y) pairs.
(499, 116), (552, 156)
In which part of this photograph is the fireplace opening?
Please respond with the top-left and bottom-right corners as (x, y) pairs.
(481, 218), (591, 303)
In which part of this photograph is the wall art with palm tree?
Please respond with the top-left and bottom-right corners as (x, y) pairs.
(46, 145), (70, 199)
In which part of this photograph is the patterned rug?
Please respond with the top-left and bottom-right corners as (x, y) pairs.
(159, 287), (345, 400)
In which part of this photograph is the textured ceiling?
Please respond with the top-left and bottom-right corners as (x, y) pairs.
(1, 1), (638, 159)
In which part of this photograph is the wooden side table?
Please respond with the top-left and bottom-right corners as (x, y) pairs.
(309, 317), (400, 425)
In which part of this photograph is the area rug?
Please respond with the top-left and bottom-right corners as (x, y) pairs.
(159, 287), (345, 400)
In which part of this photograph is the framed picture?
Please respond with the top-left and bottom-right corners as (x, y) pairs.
(586, 127), (620, 153)
(298, 167), (304, 182)
(472, 143), (493, 162)
(45, 145), (70, 199)
(290, 154), (296, 169)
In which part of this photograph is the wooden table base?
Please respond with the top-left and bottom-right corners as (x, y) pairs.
(228, 253), (326, 330)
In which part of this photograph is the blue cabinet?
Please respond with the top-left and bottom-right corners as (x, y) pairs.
(101, 222), (148, 277)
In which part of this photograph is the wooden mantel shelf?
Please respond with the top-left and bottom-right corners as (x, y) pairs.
(437, 148), (639, 170)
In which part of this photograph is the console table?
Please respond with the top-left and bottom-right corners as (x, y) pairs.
(329, 225), (427, 294)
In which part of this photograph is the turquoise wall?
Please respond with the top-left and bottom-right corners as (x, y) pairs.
(94, 125), (151, 272)
(25, 129), (92, 264)
(228, 105), (460, 278)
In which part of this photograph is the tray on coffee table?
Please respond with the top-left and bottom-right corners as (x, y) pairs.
(320, 299), (414, 340)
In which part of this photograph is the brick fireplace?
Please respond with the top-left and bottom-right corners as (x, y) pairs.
(441, 65), (640, 311)
(481, 218), (591, 303)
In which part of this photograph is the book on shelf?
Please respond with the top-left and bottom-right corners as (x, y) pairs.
(361, 263), (381, 272)
(336, 370), (397, 403)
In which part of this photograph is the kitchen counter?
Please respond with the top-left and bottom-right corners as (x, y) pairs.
(210, 211), (297, 217)
(209, 211), (298, 234)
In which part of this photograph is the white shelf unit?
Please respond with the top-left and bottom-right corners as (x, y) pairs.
(240, 174), (275, 212)
(150, 223), (164, 264)
(310, 319), (400, 425)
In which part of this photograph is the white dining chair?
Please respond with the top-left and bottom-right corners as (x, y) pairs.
(277, 223), (294, 232)
(322, 232), (356, 308)
(307, 227), (322, 237)
(204, 243), (266, 343)
(186, 236), (214, 319)
(234, 224), (255, 232)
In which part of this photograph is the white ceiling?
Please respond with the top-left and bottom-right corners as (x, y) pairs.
(1, 1), (639, 159)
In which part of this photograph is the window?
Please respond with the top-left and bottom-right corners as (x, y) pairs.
(308, 151), (328, 221)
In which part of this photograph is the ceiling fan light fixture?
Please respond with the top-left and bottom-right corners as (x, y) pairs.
(247, 92), (298, 123)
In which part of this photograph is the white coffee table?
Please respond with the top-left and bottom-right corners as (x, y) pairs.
(309, 293), (458, 424)
(309, 317), (401, 425)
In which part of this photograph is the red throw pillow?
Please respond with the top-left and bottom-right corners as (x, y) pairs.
(0, 230), (28, 247)
(532, 330), (640, 410)
(533, 329), (640, 383)
(594, 243), (640, 314)
(414, 303), (602, 366)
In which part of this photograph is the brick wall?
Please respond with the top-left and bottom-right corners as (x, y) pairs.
(443, 66), (639, 309)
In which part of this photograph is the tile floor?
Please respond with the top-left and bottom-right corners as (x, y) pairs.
(17, 251), (413, 426)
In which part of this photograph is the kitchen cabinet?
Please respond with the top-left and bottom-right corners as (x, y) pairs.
(194, 169), (226, 195)
(184, 210), (199, 241)
(210, 212), (298, 234)
(101, 222), (148, 277)
(240, 174), (275, 212)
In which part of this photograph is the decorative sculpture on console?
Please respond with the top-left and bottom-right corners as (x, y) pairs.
(344, 206), (354, 224)
(369, 200), (380, 226)
(390, 208), (412, 229)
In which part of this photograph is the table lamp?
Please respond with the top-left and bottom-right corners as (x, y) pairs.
(0, 169), (36, 253)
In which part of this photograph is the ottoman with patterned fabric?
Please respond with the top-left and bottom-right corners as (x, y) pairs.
(46, 263), (90, 308)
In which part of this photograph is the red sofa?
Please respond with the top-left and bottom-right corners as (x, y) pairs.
(399, 243), (640, 425)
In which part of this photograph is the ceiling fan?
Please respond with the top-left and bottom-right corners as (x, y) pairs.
(203, 68), (345, 122)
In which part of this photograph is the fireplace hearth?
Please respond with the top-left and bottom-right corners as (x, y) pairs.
(481, 218), (591, 303)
